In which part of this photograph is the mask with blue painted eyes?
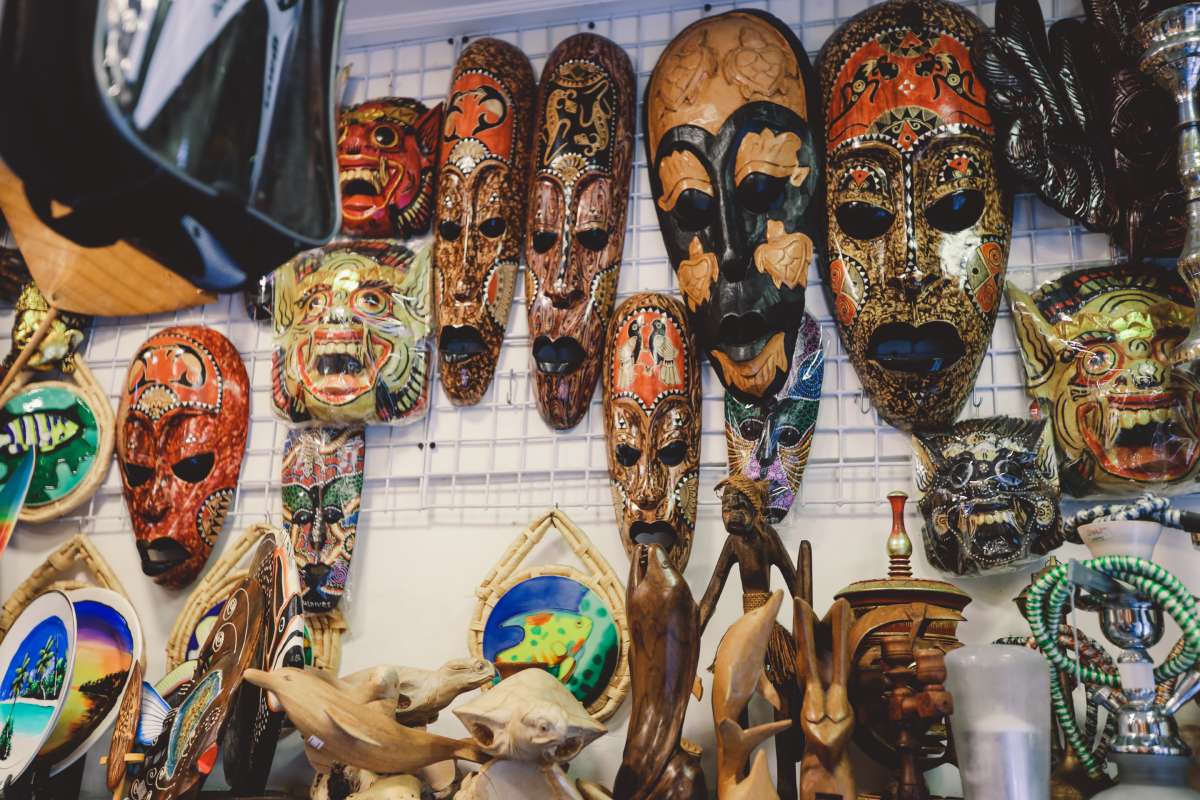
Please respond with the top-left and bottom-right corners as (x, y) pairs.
(817, 0), (1013, 430)
(645, 10), (823, 402)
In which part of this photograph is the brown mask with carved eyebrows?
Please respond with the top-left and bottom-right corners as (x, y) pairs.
(434, 39), (535, 406)
(646, 10), (824, 402)
(526, 34), (636, 430)
(603, 294), (701, 570)
(817, 0), (1012, 430)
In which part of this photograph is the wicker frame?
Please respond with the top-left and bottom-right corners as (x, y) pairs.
(0, 355), (115, 523)
(468, 508), (629, 721)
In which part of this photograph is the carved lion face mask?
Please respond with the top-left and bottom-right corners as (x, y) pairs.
(913, 416), (1063, 576)
(1009, 266), (1200, 497)
(526, 34), (636, 430)
(724, 312), (824, 523)
(646, 10), (822, 401)
(338, 98), (442, 239)
(434, 39), (535, 406)
(281, 426), (365, 613)
(117, 326), (249, 588)
(272, 240), (432, 426)
(818, 0), (1012, 430)
(603, 294), (701, 570)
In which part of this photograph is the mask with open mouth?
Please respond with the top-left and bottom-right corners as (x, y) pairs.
(525, 34), (636, 430)
(913, 416), (1062, 576)
(281, 426), (364, 614)
(1009, 265), (1200, 496)
(603, 294), (701, 570)
(724, 312), (824, 523)
(337, 97), (442, 239)
(272, 240), (433, 426)
(117, 326), (249, 588)
(645, 10), (823, 402)
(434, 39), (534, 406)
(817, 0), (1012, 430)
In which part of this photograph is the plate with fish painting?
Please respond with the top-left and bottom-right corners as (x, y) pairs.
(0, 590), (76, 782)
(0, 384), (101, 510)
(39, 588), (142, 773)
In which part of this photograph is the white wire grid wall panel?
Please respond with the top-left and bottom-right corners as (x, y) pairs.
(24, 0), (1112, 538)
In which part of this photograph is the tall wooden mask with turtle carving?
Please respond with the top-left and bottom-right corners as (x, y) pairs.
(603, 294), (701, 570)
(526, 34), (636, 430)
(434, 38), (535, 406)
(645, 10), (823, 402)
(818, 0), (1012, 430)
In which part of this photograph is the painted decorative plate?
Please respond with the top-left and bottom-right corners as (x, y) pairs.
(0, 591), (76, 783)
(0, 385), (100, 509)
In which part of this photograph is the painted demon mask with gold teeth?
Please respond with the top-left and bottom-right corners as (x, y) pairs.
(913, 416), (1062, 576)
(526, 34), (635, 430)
(603, 294), (700, 570)
(338, 97), (442, 239)
(646, 10), (822, 401)
(434, 39), (535, 406)
(117, 326), (249, 588)
(1010, 266), (1200, 497)
(818, 0), (1012, 430)
(272, 241), (432, 426)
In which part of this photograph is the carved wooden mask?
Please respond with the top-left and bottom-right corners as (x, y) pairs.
(1009, 266), (1200, 497)
(603, 294), (701, 570)
(338, 97), (443, 239)
(646, 10), (823, 402)
(281, 426), (365, 614)
(818, 0), (1012, 430)
(434, 39), (535, 406)
(724, 312), (824, 523)
(272, 240), (432, 426)
(117, 326), (249, 588)
(526, 34), (635, 430)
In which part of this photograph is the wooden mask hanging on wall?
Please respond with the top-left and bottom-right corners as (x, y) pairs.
(117, 326), (249, 589)
(645, 10), (823, 402)
(338, 97), (442, 240)
(603, 294), (701, 571)
(817, 0), (1012, 430)
(525, 34), (635, 430)
(434, 38), (535, 406)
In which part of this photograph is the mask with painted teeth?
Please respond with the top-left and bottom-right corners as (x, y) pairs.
(1010, 265), (1200, 496)
(913, 415), (1063, 576)
(272, 241), (433, 426)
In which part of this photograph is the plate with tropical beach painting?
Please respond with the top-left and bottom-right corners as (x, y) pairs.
(39, 588), (141, 773)
(0, 590), (76, 782)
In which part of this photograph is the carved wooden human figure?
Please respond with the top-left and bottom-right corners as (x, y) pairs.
(434, 38), (535, 405)
(879, 639), (954, 800)
(795, 597), (856, 800)
(525, 33), (635, 430)
(117, 326), (249, 588)
(644, 10), (823, 402)
(603, 294), (701, 570)
(698, 476), (800, 798)
(817, 0), (1012, 430)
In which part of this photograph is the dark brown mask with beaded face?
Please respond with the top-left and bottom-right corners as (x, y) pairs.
(434, 39), (535, 406)
(818, 0), (1012, 430)
(525, 34), (636, 430)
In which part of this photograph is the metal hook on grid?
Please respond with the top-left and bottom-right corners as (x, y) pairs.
(507, 369), (515, 405)
(971, 390), (984, 409)
(856, 390), (872, 416)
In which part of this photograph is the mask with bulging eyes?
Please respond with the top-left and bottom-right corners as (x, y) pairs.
(337, 97), (442, 239)
(117, 326), (249, 588)
(603, 294), (701, 570)
(724, 312), (824, 523)
(434, 39), (535, 406)
(281, 426), (365, 613)
(645, 10), (823, 402)
(525, 34), (636, 430)
(817, 0), (1012, 430)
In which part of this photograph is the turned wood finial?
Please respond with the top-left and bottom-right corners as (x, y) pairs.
(886, 491), (913, 579)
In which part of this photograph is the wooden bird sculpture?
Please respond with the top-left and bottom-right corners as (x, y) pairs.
(794, 597), (856, 800)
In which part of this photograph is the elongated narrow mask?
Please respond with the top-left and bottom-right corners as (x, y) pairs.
(525, 34), (636, 430)
(434, 39), (535, 406)
(646, 10), (823, 402)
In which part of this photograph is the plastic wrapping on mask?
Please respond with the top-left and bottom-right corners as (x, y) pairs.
(271, 240), (433, 426)
(1009, 265), (1200, 497)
